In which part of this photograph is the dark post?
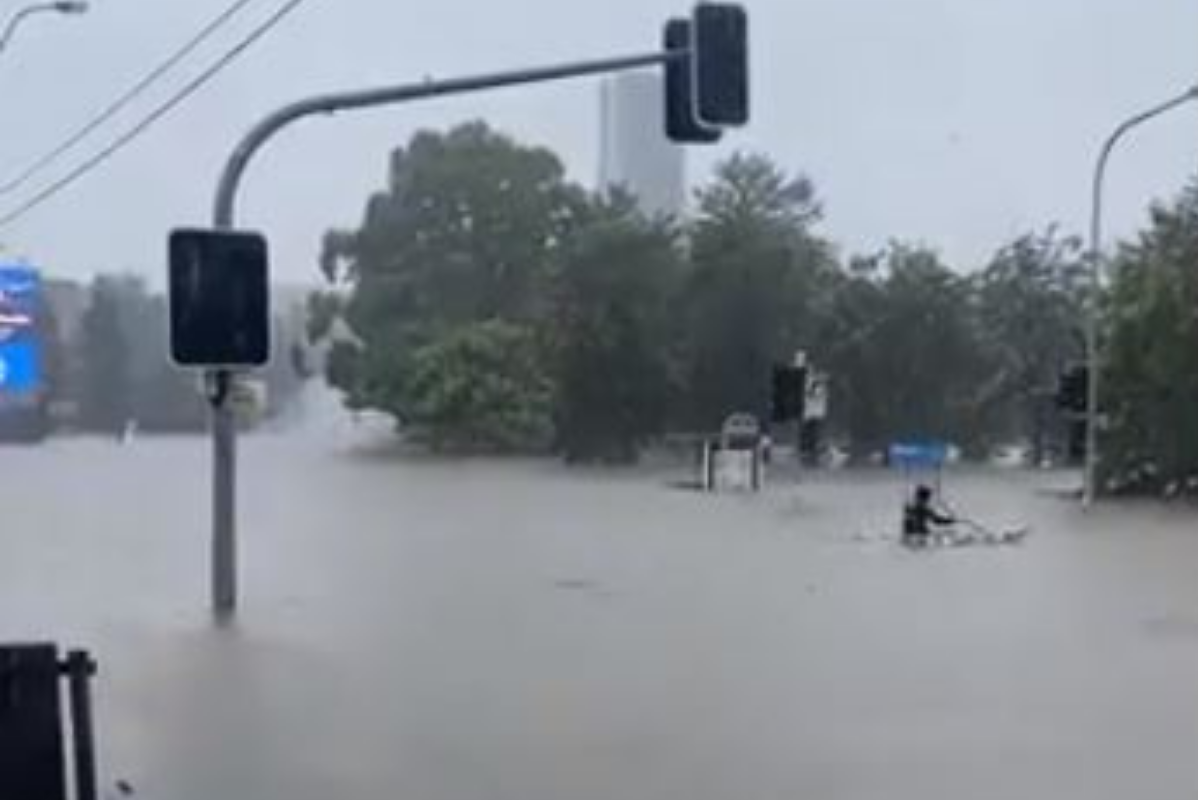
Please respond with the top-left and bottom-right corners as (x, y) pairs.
(63, 650), (98, 800)
(0, 644), (67, 800)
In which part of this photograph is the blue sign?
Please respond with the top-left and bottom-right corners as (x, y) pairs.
(888, 441), (948, 469)
(0, 266), (41, 395)
(0, 340), (38, 391)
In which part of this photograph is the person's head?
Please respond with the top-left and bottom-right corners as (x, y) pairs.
(914, 484), (934, 504)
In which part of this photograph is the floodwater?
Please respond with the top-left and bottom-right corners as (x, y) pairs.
(1, 421), (1195, 800)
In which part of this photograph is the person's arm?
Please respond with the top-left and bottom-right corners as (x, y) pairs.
(930, 507), (955, 525)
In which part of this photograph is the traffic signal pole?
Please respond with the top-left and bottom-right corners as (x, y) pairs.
(211, 50), (682, 226)
(208, 371), (236, 617)
(207, 48), (686, 618)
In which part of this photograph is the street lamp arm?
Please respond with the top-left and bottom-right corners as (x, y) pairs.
(212, 48), (679, 227)
(1091, 86), (1199, 247)
(0, 1), (86, 54)
(0, 5), (44, 52)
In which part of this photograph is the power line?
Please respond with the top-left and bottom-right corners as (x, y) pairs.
(0, 0), (314, 231)
(0, 0), (264, 197)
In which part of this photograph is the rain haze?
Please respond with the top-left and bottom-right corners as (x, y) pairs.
(0, 2), (1196, 799)
(0, 0), (1194, 280)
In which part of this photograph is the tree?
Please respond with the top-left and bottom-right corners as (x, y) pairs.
(316, 122), (584, 438)
(819, 244), (990, 457)
(41, 278), (90, 419)
(77, 275), (135, 433)
(975, 227), (1086, 458)
(681, 152), (836, 429)
(32, 288), (65, 431)
(76, 276), (212, 433)
(404, 320), (553, 451)
(128, 295), (208, 432)
(1101, 183), (1197, 492)
(550, 192), (682, 463)
(320, 121), (582, 325)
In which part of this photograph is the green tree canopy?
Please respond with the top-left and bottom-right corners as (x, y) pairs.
(318, 122), (584, 423)
(681, 153), (836, 428)
(321, 121), (582, 325)
(1101, 183), (1197, 491)
(306, 120), (1192, 487)
(405, 319), (553, 451)
(550, 191), (682, 463)
(819, 244), (990, 456)
(974, 227), (1086, 451)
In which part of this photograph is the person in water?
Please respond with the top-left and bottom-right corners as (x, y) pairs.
(902, 484), (955, 542)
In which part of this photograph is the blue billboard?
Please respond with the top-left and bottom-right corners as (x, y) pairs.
(0, 266), (41, 396)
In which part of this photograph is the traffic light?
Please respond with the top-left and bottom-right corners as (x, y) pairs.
(1056, 364), (1088, 414)
(663, 3), (749, 143)
(693, 2), (749, 126)
(169, 228), (271, 368)
(771, 364), (807, 423)
(663, 19), (720, 143)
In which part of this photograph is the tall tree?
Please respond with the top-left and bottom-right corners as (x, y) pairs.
(550, 191), (682, 462)
(317, 122), (584, 430)
(76, 276), (218, 433)
(77, 275), (135, 433)
(1101, 183), (1197, 491)
(32, 289), (64, 422)
(128, 295), (208, 432)
(975, 227), (1086, 456)
(681, 152), (835, 429)
(819, 244), (990, 457)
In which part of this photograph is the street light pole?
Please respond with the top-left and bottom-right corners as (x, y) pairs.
(0, 2), (87, 56)
(1082, 84), (1197, 507)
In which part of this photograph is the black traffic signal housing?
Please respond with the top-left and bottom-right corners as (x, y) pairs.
(693, 2), (749, 126)
(169, 228), (271, 368)
(1056, 363), (1088, 414)
(663, 3), (749, 143)
(771, 364), (807, 423)
(663, 19), (720, 143)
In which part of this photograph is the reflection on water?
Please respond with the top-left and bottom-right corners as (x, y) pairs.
(0, 419), (1194, 800)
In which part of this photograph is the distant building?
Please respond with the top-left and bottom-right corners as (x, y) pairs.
(598, 72), (686, 218)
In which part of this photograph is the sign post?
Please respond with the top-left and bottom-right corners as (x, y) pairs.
(168, 229), (269, 618)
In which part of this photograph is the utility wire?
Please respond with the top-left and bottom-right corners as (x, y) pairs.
(0, 0), (313, 230)
(0, 0), (264, 197)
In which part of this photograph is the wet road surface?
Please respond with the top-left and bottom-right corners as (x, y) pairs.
(1, 431), (1195, 800)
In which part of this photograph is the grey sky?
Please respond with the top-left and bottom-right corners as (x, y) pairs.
(0, 0), (1194, 284)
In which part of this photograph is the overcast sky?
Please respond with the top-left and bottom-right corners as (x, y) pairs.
(0, 0), (1194, 285)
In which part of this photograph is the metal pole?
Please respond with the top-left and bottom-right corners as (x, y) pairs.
(207, 371), (236, 617)
(207, 47), (680, 615)
(0, 2), (86, 55)
(62, 650), (98, 800)
(0, 5), (49, 53)
(212, 50), (676, 224)
(1082, 85), (1197, 507)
